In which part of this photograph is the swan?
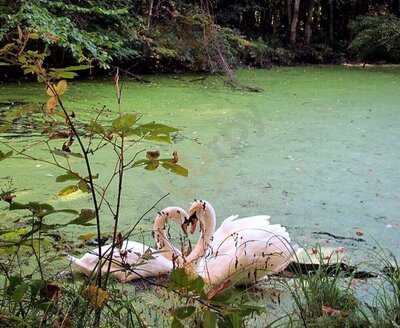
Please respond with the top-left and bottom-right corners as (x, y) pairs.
(68, 207), (188, 283)
(163, 200), (295, 287)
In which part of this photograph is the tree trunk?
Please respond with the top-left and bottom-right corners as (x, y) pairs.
(287, 0), (293, 27)
(329, 0), (334, 45)
(393, 0), (400, 17)
(304, 0), (315, 45)
(290, 0), (301, 45)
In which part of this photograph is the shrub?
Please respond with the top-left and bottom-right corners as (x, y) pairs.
(349, 15), (400, 63)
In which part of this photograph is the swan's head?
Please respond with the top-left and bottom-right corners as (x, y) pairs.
(185, 199), (216, 235)
(153, 207), (188, 249)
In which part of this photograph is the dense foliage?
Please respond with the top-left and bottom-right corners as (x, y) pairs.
(1, 0), (400, 76)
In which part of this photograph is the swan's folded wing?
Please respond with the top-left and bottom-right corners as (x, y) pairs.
(212, 215), (272, 248)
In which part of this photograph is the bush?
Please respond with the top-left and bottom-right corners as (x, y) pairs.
(349, 15), (400, 63)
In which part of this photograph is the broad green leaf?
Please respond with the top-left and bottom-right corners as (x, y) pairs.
(1, 228), (29, 241)
(189, 276), (204, 292)
(58, 185), (79, 197)
(52, 149), (69, 158)
(12, 283), (28, 302)
(30, 280), (46, 298)
(0, 150), (13, 161)
(130, 122), (179, 143)
(70, 152), (84, 158)
(202, 310), (217, 328)
(56, 171), (80, 183)
(112, 113), (138, 134)
(169, 268), (189, 289)
(67, 209), (96, 226)
(161, 161), (188, 177)
(137, 122), (179, 134)
(171, 317), (184, 328)
(49, 70), (77, 79)
(9, 202), (54, 215)
(41, 209), (79, 218)
(212, 289), (235, 304)
(174, 306), (196, 319)
(7, 276), (22, 291)
(145, 134), (171, 143)
(63, 65), (90, 72)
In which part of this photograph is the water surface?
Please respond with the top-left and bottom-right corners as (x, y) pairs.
(1, 66), (399, 263)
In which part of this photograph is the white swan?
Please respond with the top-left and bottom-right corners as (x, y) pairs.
(169, 200), (294, 286)
(68, 207), (188, 283)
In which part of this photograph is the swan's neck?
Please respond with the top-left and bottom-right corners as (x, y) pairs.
(153, 211), (182, 261)
(185, 210), (216, 264)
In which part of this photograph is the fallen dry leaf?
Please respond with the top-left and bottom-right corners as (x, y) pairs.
(84, 285), (109, 309)
(47, 96), (58, 114)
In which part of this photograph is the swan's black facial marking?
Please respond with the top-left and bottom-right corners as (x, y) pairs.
(182, 212), (198, 235)
(202, 202), (206, 210)
(189, 212), (198, 221)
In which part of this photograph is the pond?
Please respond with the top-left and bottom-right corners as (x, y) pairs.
(1, 65), (400, 267)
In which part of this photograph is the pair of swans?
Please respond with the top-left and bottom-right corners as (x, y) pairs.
(69, 200), (294, 286)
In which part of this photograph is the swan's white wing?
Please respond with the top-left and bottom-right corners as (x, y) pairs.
(211, 215), (272, 252)
(69, 241), (173, 282)
(200, 222), (293, 285)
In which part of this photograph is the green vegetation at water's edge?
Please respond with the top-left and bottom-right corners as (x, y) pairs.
(1, 0), (400, 77)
